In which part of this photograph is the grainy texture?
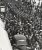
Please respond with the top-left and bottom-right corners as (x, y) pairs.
(0, 0), (42, 50)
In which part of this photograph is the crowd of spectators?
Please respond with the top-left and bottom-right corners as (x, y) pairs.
(0, 0), (42, 50)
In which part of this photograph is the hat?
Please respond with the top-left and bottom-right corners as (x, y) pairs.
(14, 34), (27, 46)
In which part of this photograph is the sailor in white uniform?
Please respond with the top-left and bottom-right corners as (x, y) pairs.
(0, 18), (12, 50)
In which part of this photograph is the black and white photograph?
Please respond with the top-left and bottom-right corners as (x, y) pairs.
(0, 0), (42, 50)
